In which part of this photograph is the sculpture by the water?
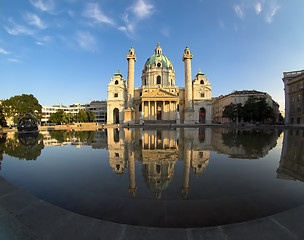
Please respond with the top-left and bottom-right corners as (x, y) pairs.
(17, 113), (39, 132)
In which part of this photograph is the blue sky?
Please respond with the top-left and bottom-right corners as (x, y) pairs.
(1, 0), (304, 110)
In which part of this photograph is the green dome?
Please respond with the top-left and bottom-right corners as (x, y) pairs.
(145, 54), (173, 69)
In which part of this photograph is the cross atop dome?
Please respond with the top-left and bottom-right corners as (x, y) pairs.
(155, 41), (162, 55)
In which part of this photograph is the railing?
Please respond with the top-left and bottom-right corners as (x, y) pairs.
(283, 70), (304, 78)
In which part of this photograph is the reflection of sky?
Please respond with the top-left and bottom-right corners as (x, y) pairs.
(1, 130), (304, 227)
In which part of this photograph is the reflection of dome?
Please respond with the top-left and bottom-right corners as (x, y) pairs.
(145, 54), (173, 69)
(145, 177), (172, 193)
(142, 161), (175, 199)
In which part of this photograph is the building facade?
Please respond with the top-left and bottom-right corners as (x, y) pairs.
(42, 101), (107, 124)
(41, 103), (85, 124)
(85, 101), (107, 123)
(107, 43), (212, 124)
(282, 70), (304, 126)
(212, 90), (279, 124)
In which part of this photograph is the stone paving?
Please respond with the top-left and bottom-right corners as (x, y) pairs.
(1, 176), (304, 240)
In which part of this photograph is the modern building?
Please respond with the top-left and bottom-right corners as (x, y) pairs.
(41, 103), (85, 124)
(282, 69), (304, 126)
(107, 42), (212, 124)
(41, 101), (107, 124)
(85, 100), (107, 123)
(212, 90), (279, 124)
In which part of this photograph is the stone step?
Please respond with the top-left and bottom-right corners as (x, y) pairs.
(143, 120), (176, 124)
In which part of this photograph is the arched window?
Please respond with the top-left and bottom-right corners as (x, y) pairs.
(200, 80), (204, 84)
(115, 80), (119, 85)
(157, 75), (161, 84)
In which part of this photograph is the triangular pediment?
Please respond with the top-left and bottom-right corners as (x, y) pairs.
(142, 89), (178, 98)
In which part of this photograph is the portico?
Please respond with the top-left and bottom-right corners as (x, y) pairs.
(141, 89), (179, 122)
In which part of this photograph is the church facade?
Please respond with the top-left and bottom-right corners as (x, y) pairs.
(107, 43), (212, 124)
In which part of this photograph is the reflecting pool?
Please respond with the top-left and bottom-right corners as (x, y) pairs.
(0, 128), (304, 228)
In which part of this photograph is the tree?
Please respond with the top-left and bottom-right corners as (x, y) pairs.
(243, 96), (275, 123)
(2, 94), (42, 123)
(86, 110), (95, 122)
(66, 113), (74, 124)
(222, 103), (243, 123)
(76, 110), (88, 123)
(0, 106), (7, 127)
(49, 110), (66, 124)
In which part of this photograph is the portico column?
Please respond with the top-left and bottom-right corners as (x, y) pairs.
(155, 101), (157, 120)
(162, 101), (164, 120)
(149, 101), (151, 120)
(169, 101), (172, 120)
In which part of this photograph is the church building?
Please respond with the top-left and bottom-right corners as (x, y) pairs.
(107, 42), (212, 124)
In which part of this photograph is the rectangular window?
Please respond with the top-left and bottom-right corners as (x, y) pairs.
(201, 93), (205, 98)
(114, 93), (118, 98)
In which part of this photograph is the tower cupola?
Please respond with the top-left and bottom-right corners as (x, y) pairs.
(155, 41), (162, 55)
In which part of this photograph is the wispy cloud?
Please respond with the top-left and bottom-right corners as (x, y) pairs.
(83, 3), (114, 25)
(265, 3), (280, 23)
(234, 4), (244, 19)
(75, 31), (97, 52)
(35, 36), (51, 46)
(218, 19), (225, 29)
(233, 0), (280, 24)
(24, 13), (47, 29)
(119, 0), (154, 38)
(255, 2), (262, 14)
(8, 58), (21, 63)
(161, 26), (171, 37)
(4, 18), (35, 35)
(132, 0), (154, 19)
(30, 0), (54, 12)
(0, 48), (10, 55)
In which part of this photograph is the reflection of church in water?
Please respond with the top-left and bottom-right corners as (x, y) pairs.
(107, 128), (211, 199)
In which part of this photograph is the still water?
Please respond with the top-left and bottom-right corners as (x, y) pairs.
(0, 128), (303, 228)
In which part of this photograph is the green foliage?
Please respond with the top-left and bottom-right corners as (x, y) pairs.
(48, 130), (96, 143)
(49, 109), (95, 124)
(222, 96), (275, 123)
(0, 106), (7, 127)
(222, 103), (243, 122)
(76, 110), (88, 123)
(221, 129), (278, 159)
(49, 109), (67, 124)
(2, 94), (42, 123)
(3, 133), (44, 160)
(86, 110), (95, 122)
